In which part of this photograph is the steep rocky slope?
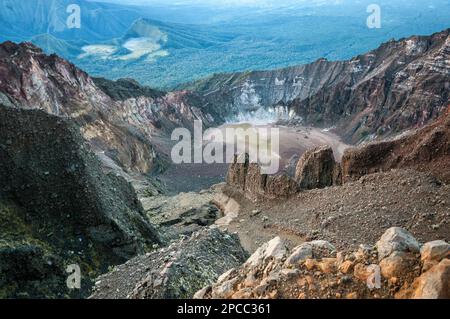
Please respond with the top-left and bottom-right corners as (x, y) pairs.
(222, 169), (449, 254)
(0, 106), (160, 298)
(342, 105), (450, 184)
(90, 228), (248, 299)
(88, 109), (450, 299)
(0, 41), (215, 175)
(142, 184), (225, 242)
(197, 229), (449, 299)
(185, 29), (450, 143)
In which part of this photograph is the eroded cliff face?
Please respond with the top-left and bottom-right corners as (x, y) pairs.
(185, 29), (450, 143)
(0, 41), (215, 174)
(342, 106), (450, 184)
(226, 154), (298, 201)
(294, 146), (341, 190)
(291, 31), (450, 144)
(184, 58), (341, 119)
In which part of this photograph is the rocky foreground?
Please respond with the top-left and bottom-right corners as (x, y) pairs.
(195, 228), (449, 299)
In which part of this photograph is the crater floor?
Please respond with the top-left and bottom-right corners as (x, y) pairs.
(158, 123), (349, 194)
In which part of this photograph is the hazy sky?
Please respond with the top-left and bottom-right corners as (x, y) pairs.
(92, 0), (336, 7)
(91, 0), (433, 8)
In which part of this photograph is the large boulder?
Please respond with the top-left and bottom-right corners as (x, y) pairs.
(379, 251), (417, 279)
(376, 227), (420, 260)
(197, 228), (448, 300)
(264, 174), (299, 198)
(226, 146), (344, 200)
(244, 163), (268, 201)
(411, 259), (450, 299)
(246, 237), (288, 267)
(295, 145), (338, 190)
(421, 240), (450, 263)
(285, 240), (336, 266)
(90, 228), (248, 299)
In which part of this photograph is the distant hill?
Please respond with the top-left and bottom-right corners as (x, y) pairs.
(0, 0), (449, 88)
(0, 0), (144, 41)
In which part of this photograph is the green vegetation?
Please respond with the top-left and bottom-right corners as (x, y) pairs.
(0, 201), (47, 248)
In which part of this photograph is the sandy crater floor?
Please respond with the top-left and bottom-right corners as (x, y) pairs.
(158, 123), (349, 193)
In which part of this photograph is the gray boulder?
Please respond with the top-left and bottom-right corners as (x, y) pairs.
(421, 240), (450, 263)
(376, 227), (420, 260)
(285, 240), (336, 266)
(246, 237), (288, 267)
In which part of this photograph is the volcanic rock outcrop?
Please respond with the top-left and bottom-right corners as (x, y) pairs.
(197, 228), (450, 299)
(294, 145), (341, 190)
(226, 154), (299, 201)
(1, 29), (449, 301)
(2, 30), (449, 177)
(90, 228), (248, 299)
(0, 106), (160, 298)
(226, 145), (343, 200)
